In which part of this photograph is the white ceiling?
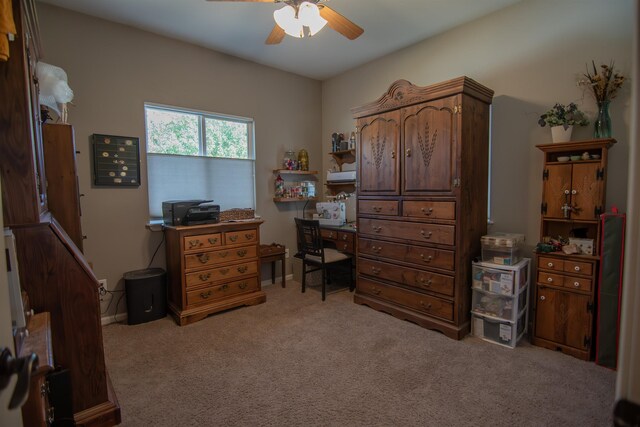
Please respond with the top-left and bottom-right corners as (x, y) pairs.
(38, 0), (522, 81)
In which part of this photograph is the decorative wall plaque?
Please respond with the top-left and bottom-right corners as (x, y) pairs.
(92, 134), (141, 187)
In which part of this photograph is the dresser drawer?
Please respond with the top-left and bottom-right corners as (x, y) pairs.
(357, 277), (453, 321)
(537, 271), (564, 288)
(359, 200), (399, 216)
(185, 260), (258, 287)
(358, 238), (454, 271)
(184, 245), (257, 270)
(183, 233), (222, 251)
(359, 218), (455, 246)
(563, 260), (593, 276)
(224, 229), (258, 246)
(187, 277), (259, 307)
(403, 201), (456, 220)
(321, 228), (338, 240)
(564, 276), (592, 292)
(358, 258), (454, 297)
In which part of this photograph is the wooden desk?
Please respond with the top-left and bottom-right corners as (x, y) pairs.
(319, 223), (356, 255)
(260, 244), (286, 288)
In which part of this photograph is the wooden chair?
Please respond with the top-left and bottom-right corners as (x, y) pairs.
(294, 218), (354, 301)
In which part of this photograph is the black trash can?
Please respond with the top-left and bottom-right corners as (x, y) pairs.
(123, 268), (167, 325)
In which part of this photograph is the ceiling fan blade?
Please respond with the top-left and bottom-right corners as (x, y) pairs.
(319, 5), (363, 40)
(265, 25), (285, 44)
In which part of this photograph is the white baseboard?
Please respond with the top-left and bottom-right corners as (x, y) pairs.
(101, 312), (128, 326)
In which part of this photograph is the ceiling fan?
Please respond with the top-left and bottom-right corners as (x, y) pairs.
(206, 0), (364, 44)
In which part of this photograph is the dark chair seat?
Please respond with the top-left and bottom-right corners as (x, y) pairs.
(294, 218), (354, 301)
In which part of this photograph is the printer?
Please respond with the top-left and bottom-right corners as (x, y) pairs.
(162, 200), (220, 226)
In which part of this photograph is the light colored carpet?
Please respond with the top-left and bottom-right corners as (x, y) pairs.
(102, 281), (616, 426)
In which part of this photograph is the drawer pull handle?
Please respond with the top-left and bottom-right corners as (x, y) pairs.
(373, 226), (382, 233)
(540, 295), (546, 301)
(229, 236), (238, 242)
(239, 282), (248, 290)
(373, 206), (382, 212)
(342, 235), (348, 241)
(237, 266), (248, 273)
(574, 266), (581, 272)
(341, 243), (349, 250)
(200, 290), (212, 299)
(371, 267), (381, 275)
(419, 278), (432, 287)
(329, 232), (335, 238)
(199, 273), (211, 281)
(371, 287), (381, 295)
(406, 148), (412, 157)
(220, 251), (229, 258)
(208, 237), (219, 245)
(420, 230), (433, 239)
(372, 246), (382, 253)
(547, 277), (553, 283)
(237, 249), (247, 257)
(220, 268), (230, 275)
(573, 281), (580, 288)
(189, 239), (201, 248)
(221, 284), (229, 291)
(421, 207), (434, 215)
(391, 150), (396, 159)
(547, 262), (554, 267)
(420, 254), (433, 262)
(419, 301), (432, 310)
(245, 233), (254, 240)
(197, 254), (210, 264)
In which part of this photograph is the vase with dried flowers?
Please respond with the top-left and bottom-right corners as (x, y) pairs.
(578, 61), (626, 138)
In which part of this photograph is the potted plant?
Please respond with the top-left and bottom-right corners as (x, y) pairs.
(538, 102), (589, 143)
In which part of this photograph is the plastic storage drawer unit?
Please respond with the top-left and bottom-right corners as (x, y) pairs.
(124, 268), (167, 325)
(471, 285), (528, 322)
(472, 258), (530, 295)
(472, 311), (526, 349)
(481, 233), (525, 265)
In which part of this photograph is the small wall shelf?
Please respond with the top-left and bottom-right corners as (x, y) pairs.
(273, 197), (318, 203)
(329, 149), (356, 170)
(273, 169), (318, 175)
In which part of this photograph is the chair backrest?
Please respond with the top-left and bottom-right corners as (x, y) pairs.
(294, 218), (324, 260)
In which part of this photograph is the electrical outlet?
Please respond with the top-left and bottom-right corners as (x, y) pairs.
(98, 279), (108, 296)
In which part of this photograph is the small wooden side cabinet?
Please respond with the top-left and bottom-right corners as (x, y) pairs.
(165, 220), (266, 325)
(260, 243), (286, 288)
(531, 139), (616, 360)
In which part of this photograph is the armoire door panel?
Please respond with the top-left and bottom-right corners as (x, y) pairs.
(357, 111), (401, 195)
(402, 98), (456, 194)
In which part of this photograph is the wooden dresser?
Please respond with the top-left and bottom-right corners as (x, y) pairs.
(165, 220), (266, 325)
(352, 78), (493, 340)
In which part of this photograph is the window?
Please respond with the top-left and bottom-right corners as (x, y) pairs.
(145, 104), (255, 219)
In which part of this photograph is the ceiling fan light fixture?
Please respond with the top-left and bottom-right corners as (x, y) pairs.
(273, 5), (303, 38)
(298, 2), (327, 36)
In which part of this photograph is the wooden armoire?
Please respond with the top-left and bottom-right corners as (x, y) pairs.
(352, 78), (493, 339)
(0, 0), (120, 424)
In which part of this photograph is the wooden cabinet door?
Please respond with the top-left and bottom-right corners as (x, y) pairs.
(542, 164), (572, 218)
(402, 97), (457, 194)
(357, 110), (400, 195)
(571, 162), (602, 220)
(535, 287), (592, 351)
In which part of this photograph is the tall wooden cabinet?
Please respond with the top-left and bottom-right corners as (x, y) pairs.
(532, 139), (615, 360)
(0, 0), (120, 424)
(352, 78), (494, 339)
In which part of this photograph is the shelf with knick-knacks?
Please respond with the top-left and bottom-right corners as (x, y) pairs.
(273, 169), (318, 203)
(326, 149), (356, 195)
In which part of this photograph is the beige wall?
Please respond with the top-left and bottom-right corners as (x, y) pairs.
(37, 4), (322, 318)
(322, 0), (634, 254)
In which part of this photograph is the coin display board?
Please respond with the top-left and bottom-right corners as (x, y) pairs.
(92, 134), (141, 186)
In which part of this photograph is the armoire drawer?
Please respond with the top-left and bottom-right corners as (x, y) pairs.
(185, 260), (258, 287)
(184, 245), (257, 270)
(359, 218), (455, 246)
(186, 277), (259, 307)
(537, 271), (592, 292)
(358, 238), (454, 271)
(357, 277), (453, 321)
(358, 258), (454, 297)
(359, 200), (399, 216)
(183, 233), (222, 251)
(402, 201), (456, 220)
(538, 256), (594, 277)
